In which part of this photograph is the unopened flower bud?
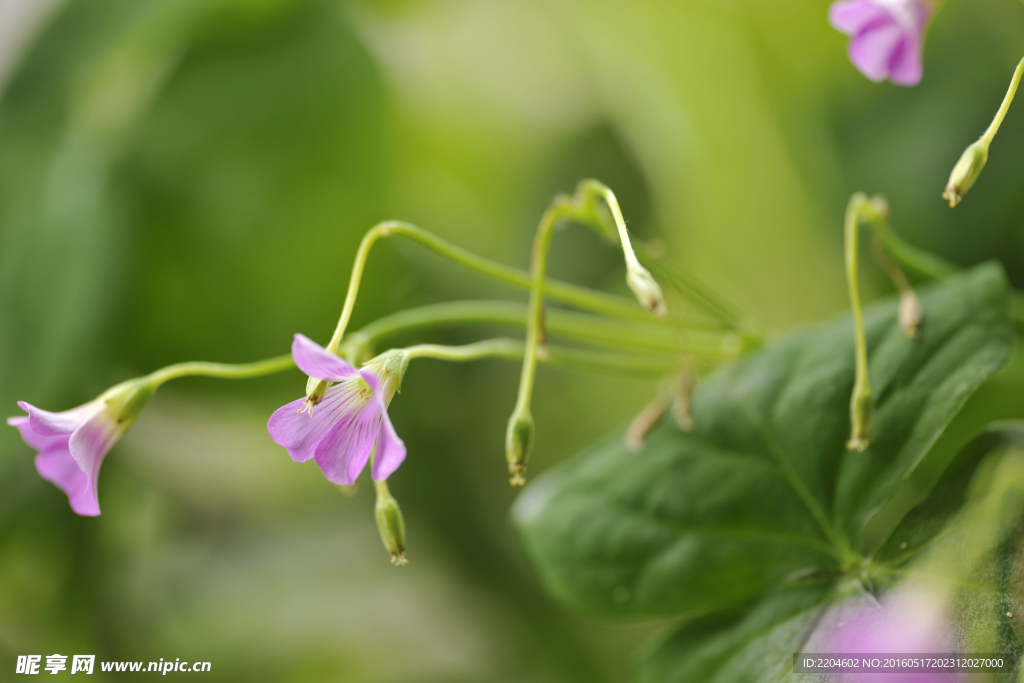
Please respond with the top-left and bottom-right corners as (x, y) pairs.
(374, 484), (407, 566)
(898, 291), (923, 339)
(305, 376), (330, 405)
(506, 410), (534, 486)
(626, 267), (667, 318)
(942, 140), (988, 208)
(847, 387), (873, 452)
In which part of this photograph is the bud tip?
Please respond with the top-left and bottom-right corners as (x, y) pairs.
(898, 291), (923, 339)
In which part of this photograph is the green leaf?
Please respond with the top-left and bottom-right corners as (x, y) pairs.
(513, 263), (1014, 619)
(876, 423), (1024, 565)
(637, 580), (843, 683)
(638, 425), (1024, 683)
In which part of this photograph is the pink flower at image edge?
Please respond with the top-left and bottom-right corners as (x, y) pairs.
(8, 401), (122, 516)
(830, 0), (932, 86)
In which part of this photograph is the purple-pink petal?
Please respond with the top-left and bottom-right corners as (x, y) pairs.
(18, 400), (99, 436)
(292, 334), (357, 382)
(267, 379), (378, 463)
(35, 446), (100, 516)
(830, 0), (930, 87)
(11, 401), (120, 517)
(68, 411), (120, 476)
(312, 404), (382, 485)
(887, 34), (922, 86)
(829, 0), (885, 34)
(849, 20), (905, 82)
(371, 408), (407, 482)
(8, 416), (70, 452)
(267, 397), (325, 462)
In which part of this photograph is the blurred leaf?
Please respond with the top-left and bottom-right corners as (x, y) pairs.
(876, 423), (1024, 563)
(553, 426), (1024, 683)
(637, 581), (844, 683)
(513, 263), (1014, 619)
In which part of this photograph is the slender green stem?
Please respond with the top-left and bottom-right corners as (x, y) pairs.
(881, 225), (1024, 333)
(980, 55), (1024, 146)
(577, 180), (666, 316)
(325, 220), (671, 356)
(845, 194), (873, 451)
(514, 199), (567, 417)
(402, 338), (678, 377)
(881, 230), (957, 281)
(349, 300), (737, 357)
(580, 180), (643, 274)
(146, 354), (295, 386)
(405, 338), (523, 362)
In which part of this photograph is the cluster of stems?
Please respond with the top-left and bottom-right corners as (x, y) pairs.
(121, 180), (757, 559)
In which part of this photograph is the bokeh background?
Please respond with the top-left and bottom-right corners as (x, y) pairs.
(2, 0), (1024, 680)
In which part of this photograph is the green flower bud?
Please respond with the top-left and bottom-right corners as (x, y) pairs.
(374, 484), (407, 566)
(304, 376), (330, 406)
(626, 268), (667, 318)
(942, 140), (988, 208)
(847, 387), (873, 452)
(506, 410), (534, 487)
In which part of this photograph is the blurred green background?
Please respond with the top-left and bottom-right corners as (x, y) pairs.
(2, 0), (1024, 680)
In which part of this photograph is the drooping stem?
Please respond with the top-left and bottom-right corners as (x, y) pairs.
(979, 55), (1024, 147)
(506, 199), (569, 479)
(861, 197), (922, 338)
(845, 194), (873, 451)
(324, 220), (673, 357)
(146, 354), (295, 386)
(576, 180), (666, 317)
(504, 182), (668, 484)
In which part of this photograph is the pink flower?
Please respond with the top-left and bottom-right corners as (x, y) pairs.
(812, 584), (961, 682)
(8, 380), (153, 516)
(830, 0), (933, 86)
(267, 335), (407, 485)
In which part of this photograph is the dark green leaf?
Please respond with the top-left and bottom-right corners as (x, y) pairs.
(637, 425), (1024, 683)
(513, 263), (1014, 618)
(637, 581), (842, 683)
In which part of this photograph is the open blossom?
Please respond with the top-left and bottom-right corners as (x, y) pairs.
(268, 335), (407, 485)
(811, 583), (959, 682)
(8, 380), (153, 516)
(829, 0), (933, 86)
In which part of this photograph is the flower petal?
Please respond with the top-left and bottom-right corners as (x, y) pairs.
(370, 409), (406, 481)
(848, 18), (903, 82)
(18, 400), (99, 436)
(887, 33), (923, 86)
(68, 410), (121, 493)
(312, 404), (381, 485)
(267, 382), (373, 462)
(35, 445), (99, 516)
(292, 334), (357, 382)
(829, 0), (885, 35)
(8, 415), (70, 452)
